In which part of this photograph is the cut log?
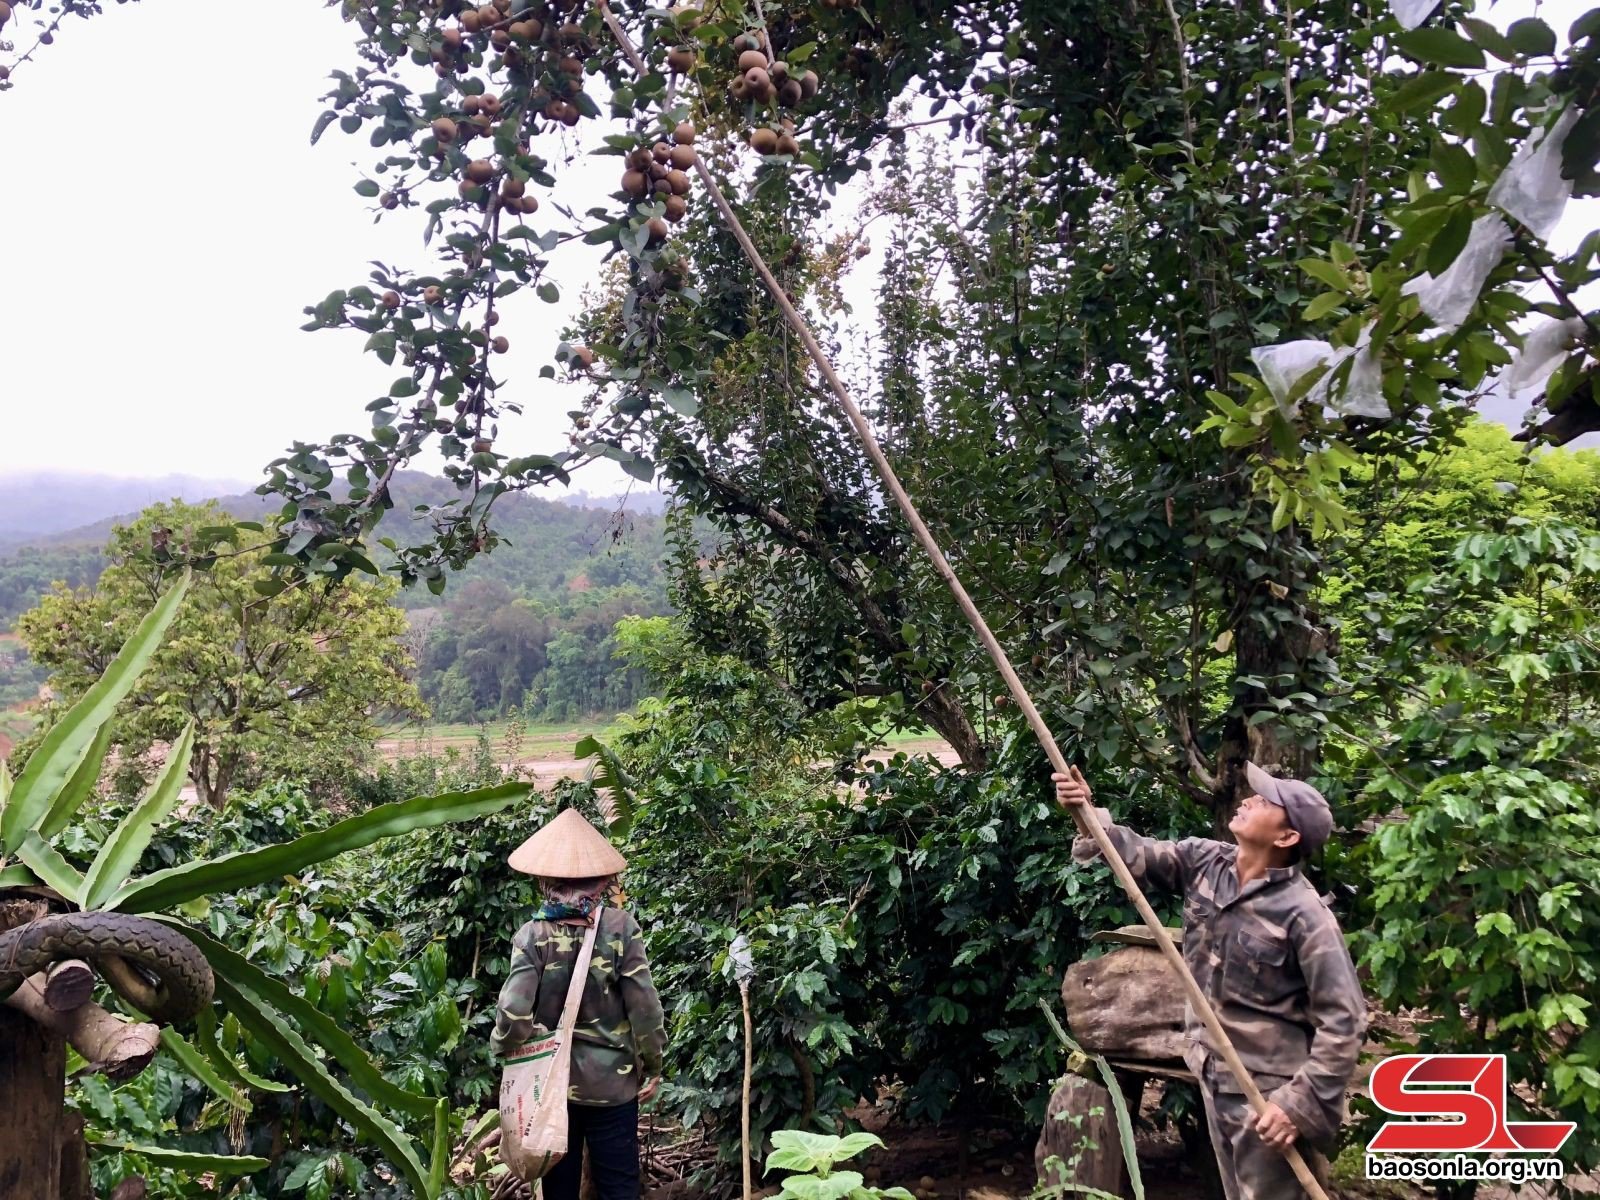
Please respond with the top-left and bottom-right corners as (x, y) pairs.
(0, 900), (65, 1200)
(4, 972), (162, 1080)
(60, 1111), (93, 1200)
(1062, 943), (1188, 1062)
(45, 958), (96, 1012)
(1034, 1072), (1127, 1197)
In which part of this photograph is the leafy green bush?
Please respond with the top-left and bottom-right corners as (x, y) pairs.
(766, 1131), (911, 1200)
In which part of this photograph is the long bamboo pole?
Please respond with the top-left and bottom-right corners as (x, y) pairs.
(594, 8), (1328, 1195)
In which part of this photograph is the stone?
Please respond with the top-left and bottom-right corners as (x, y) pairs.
(1062, 942), (1188, 1062)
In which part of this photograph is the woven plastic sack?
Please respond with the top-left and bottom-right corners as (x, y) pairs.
(500, 912), (602, 1181)
(1488, 106), (1579, 241)
(1252, 324), (1387, 419)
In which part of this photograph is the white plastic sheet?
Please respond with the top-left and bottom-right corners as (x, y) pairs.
(1250, 323), (1388, 419)
(1402, 214), (1512, 331)
(729, 933), (754, 984)
(1504, 317), (1585, 395)
(1392, 0), (1440, 29)
(1488, 106), (1580, 241)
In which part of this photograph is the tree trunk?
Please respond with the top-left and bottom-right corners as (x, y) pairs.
(0, 900), (67, 1200)
(923, 685), (987, 771)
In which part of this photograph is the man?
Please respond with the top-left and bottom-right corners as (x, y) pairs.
(1053, 762), (1365, 1200)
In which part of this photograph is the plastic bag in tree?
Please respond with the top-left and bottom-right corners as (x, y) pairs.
(1488, 106), (1580, 240)
(1402, 214), (1512, 331)
(1504, 316), (1586, 395)
(1391, 0), (1439, 30)
(1251, 340), (1334, 414)
(1324, 322), (1388, 419)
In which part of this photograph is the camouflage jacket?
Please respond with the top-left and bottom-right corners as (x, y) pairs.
(1072, 808), (1366, 1147)
(489, 906), (666, 1107)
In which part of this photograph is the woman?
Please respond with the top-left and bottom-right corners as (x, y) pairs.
(492, 808), (666, 1200)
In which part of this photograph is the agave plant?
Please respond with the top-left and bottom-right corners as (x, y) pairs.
(0, 572), (530, 1198)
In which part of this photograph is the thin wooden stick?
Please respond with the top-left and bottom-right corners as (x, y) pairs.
(740, 980), (754, 1200)
(595, 7), (1329, 1196)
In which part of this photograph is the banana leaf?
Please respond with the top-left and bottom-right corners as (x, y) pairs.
(109, 782), (528, 913)
(2, 572), (190, 853)
(576, 734), (637, 836)
(82, 722), (195, 909)
(157, 920), (437, 1119)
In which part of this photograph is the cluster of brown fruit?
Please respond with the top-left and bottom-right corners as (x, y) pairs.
(427, 0), (592, 127)
(428, 115), (540, 215)
(619, 120), (698, 244)
(723, 33), (817, 156)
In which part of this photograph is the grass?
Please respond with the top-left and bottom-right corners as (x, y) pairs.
(377, 716), (948, 762)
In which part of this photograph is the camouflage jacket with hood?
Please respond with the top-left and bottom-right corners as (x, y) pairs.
(1073, 807), (1366, 1147)
(490, 905), (666, 1106)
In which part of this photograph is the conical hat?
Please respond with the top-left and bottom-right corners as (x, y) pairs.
(508, 808), (627, 878)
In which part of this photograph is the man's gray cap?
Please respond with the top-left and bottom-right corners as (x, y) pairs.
(1245, 761), (1333, 854)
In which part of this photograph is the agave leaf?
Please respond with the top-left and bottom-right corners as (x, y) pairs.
(159, 1027), (249, 1112)
(110, 782), (528, 914)
(2, 572), (190, 853)
(428, 1097), (450, 1198)
(81, 722), (195, 910)
(0, 864), (40, 889)
(206, 969), (433, 1198)
(192, 1004), (291, 1093)
(19, 831), (84, 899)
(39, 722), (115, 839)
(85, 1137), (270, 1175)
(155, 919), (436, 1119)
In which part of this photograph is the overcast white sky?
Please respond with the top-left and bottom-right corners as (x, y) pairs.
(0, 0), (1595, 491)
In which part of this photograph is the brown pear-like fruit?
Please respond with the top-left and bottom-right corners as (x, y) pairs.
(738, 48), (769, 72)
(652, 140), (672, 163)
(744, 66), (772, 97)
(673, 120), (696, 145)
(778, 79), (803, 107)
(508, 19), (535, 39)
(432, 116), (458, 143)
(459, 179), (486, 201)
(493, 0), (511, 11)
(381, 191), (400, 209)
(1030, 653), (1045, 668)
(381, 290), (401, 310)
(482, 94), (502, 115)
(517, 194), (540, 214)
(666, 46), (696, 73)
(921, 680), (935, 695)
(477, 5), (499, 24)
(423, 285), (444, 304)
(491, 29), (510, 50)
(730, 75), (750, 100)
(571, 345), (596, 370)
(669, 144), (696, 170)
(500, 175), (526, 198)
(559, 103), (581, 126)
(627, 147), (654, 170)
(769, 60), (790, 83)
(646, 217), (670, 245)
(492, 335), (510, 353)
(775, 132), (799, 156)
(749, 127), (779, 154)
(663, 193), (688, 222)
(994, 695), (1010, 710)
(649, 161), (670, 181)
(466, 159), (494, 183)
(473, 438), (494, 453)
(799, 69), (820, 98)
(622, 169), (650, 198)
(464, 94), (485, 114)
(461, 8), (481, 30)
(443, 27), (464, 48)
(665, 169), (691, 195)
(735, 31), (762, 52)
(558, 55), (583, 75)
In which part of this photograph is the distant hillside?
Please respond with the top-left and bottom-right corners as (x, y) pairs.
(0, 472), (674, 626)
(0, 473), (253, 551)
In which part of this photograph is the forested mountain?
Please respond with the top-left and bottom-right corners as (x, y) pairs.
(0, 474), (674, 724)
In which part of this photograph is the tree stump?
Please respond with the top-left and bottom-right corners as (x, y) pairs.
(0, 898), (67, 1200)
(1034, 1072), (1126, 1197)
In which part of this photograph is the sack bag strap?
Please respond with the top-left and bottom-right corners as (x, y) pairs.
(555, 905), (603, 1039)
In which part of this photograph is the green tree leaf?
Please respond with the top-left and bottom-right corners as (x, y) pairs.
(1395, 27), (1486, 69)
